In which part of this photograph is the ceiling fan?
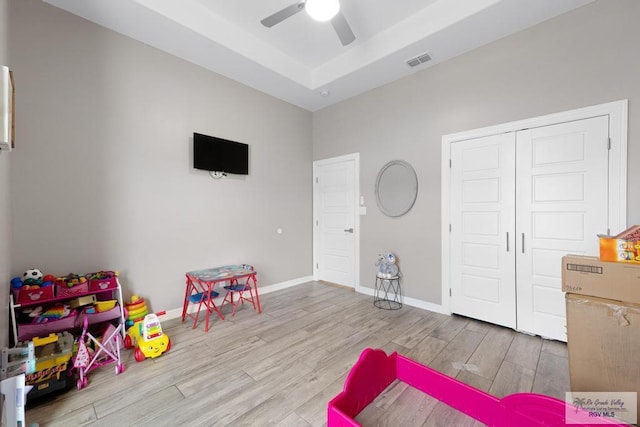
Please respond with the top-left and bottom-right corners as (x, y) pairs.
(261, 0), (356, 46)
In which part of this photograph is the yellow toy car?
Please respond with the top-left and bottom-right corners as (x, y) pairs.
(123, 312), (171, 361)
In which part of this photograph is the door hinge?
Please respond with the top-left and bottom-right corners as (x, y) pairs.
(449, 159), (452, 168)
(315, 177), (318, 183)
(607, 137), (611, 150)
(449, 288), (452, 297)
(449, 224), (451, 232)
(316, 220), (318, 226)
(316, 263), (318, 269)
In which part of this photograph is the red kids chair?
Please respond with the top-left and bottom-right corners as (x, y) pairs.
(181, 273), (224, 332)
(221, 264), (261, 317)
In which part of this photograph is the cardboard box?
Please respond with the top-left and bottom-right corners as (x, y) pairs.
(68, 294), (96, 309)
(566, 293), (640, 410)
(599, 225), (640, 263)
(561, 255), (640, 304)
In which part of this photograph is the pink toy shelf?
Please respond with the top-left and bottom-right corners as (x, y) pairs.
(328, 348), (626, 427)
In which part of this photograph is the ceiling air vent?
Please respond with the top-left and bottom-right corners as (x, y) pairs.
(405, 52), (432, 68)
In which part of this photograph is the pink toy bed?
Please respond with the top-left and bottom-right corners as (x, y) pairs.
(328, 348), (626, 426)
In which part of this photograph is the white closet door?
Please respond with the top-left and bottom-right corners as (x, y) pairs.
(450, 133), (517, 328)
(515, 116), (609, 341)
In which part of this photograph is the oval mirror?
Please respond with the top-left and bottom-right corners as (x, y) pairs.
(375, 160), (418, 217)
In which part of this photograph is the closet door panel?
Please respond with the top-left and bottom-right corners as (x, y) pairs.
(515, 115), (609, 341)
(450, 133), (516, 328)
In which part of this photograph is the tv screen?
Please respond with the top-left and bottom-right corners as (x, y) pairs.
(193, 132), (249, 175)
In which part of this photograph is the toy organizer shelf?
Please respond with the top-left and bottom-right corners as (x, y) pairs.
(9, 278), (126, 344)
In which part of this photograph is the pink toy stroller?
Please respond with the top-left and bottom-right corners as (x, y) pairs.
(73, 315), (125, 390)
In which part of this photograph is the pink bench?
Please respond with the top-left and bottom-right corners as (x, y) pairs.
(328, 348), (626, 426)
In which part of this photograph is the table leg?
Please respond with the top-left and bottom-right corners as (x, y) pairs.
(201, 283), (211, 332)
(230, 279), (236, 304)
(206, 283), (225, 325)
(181, 277), (192, 322)
(252, 274), (262, 314)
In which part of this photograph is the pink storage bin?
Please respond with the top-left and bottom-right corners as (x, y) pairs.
(55, 281), (89, 298)
(88, 276), (117, 292)
(12, 286), (55, 305)
(18, 310), (78, 342)
(75, 304), (121, 327)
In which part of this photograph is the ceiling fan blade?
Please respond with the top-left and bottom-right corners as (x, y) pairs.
(331, 11), (355, 46)
(261, 1), (306, 28)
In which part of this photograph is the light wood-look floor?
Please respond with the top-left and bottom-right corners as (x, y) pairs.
(26, 282), (569, 426)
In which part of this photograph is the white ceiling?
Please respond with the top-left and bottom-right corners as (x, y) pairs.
(43, 0), (593, 111)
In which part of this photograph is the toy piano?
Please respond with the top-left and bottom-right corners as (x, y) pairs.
(328, 348), (627, 426)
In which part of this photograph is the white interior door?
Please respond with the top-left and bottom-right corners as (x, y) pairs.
(515, 115), (609, 341)
(450, 133), (517, 328)
(314, 155), (358, 287)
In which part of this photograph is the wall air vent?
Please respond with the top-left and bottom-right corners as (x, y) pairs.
(406, 58), (421, 67)
(405, 52), (432, 68)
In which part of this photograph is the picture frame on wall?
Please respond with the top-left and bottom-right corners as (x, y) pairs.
(0, 65), (14, 151)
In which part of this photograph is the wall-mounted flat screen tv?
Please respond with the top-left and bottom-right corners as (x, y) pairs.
(193, 132), (249, 175)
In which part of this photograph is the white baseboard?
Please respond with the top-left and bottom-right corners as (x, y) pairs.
(162, 278), (448, 322)
(162, 275), (313, 321)
(259, 275), (314, 295)
(356, 286), (450, 315)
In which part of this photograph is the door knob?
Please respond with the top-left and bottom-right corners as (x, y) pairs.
(344, 228), (354, 233)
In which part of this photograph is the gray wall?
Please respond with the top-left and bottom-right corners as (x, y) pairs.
(313, 0), (640, 305)
(0, 0), (9, 348)
(8, 0), (313, 313)
(5, 0), (639, 341)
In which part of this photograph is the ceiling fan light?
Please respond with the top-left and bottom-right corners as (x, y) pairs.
(305, 0), (340, 22)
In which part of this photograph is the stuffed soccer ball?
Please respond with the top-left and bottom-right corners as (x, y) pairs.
(23, 269), (44, 284)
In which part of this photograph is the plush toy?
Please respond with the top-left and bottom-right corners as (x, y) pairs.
(376, 253), (399, 279)
(24, 305), (43, 318)
(22, 269), (44, 285)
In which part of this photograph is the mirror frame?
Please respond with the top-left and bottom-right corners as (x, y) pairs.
(375, 160), (418, 217)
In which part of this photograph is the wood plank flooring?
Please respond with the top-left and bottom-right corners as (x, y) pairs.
(26, 282), (570, 426)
